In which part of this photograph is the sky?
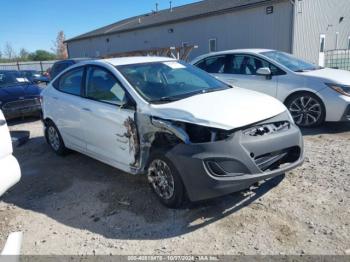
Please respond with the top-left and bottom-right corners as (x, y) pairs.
(0, 0), (198, 54)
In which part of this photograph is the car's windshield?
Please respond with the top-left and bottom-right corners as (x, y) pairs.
(117, 61), (230, 103)
(0, 71), (30, 88)
(261, 51), (321, 72)
(21, 71), (41, 78)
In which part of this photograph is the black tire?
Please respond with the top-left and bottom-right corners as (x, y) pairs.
(285, 92), (326, 128)
(45, 120), (68, 156)
(147, 153), (186, 208)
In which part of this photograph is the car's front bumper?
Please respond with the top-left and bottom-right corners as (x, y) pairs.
(1, 99), (42, 120)
(165, 116), (304, 202)
(317, 88), (350, 122)
(341, 105), (350, 121)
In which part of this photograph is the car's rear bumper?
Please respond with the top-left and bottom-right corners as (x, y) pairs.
(0, 155), (21, 196)
(166, 117), (304, 202)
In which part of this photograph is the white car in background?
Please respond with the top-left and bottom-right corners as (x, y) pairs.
(0, 109), (22, 255)
(192, 49), (350, 128)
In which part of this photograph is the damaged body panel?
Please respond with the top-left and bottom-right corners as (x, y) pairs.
(134, 110), (303, 201)
(42, 57), (304, 207)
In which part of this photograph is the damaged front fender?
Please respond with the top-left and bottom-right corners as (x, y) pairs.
(151, 117), (191, 145)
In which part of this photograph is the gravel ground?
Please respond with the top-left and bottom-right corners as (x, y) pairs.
(0, 118), (349, 255)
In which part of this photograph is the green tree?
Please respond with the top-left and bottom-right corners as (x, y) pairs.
(19, 48), (30, 61)
(28, 50), (57, 61)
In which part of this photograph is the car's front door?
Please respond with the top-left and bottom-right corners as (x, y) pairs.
(80, 65), (137, 169)
(196, 54), (281, 98)
(219, 54), (279, 97)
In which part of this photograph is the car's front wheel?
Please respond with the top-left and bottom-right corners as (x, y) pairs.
(45, 121), (68, 155)
(147, 154), (185, 208)
(286, 92), (325, 128)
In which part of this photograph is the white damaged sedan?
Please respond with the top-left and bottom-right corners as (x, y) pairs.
(41, 57), (304, 208)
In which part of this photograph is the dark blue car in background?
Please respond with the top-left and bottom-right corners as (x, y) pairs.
(0, 70), (42, 120)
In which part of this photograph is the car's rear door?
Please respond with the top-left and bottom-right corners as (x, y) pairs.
(80, 65), (137, 170)
(49, 66), (86, 151)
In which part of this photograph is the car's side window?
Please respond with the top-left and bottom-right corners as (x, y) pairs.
(226, 55), (257, 75)
(226, 55), (285, 76)
(195, 55), (226, 74)
(252, 57), (286, 76)
(85, 66), (127, 106)
(55, 67), (84, 96)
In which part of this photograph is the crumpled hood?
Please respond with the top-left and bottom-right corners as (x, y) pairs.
(149, 88), (287, 130)
(299, 68), (350, 85)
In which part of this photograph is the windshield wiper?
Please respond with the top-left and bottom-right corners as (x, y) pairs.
(150, 87), (228, 104)
(150, 96), (181, 104)
(203, 87), (229, 93)
(295, 67), (322, 72)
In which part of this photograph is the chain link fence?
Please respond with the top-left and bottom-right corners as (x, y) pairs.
(325, 50), (350, 71)
(0, 60), (57, 73)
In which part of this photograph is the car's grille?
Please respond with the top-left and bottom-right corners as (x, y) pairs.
(243, 121), (290, 137)
(3, 98), (40, 110)
(254, 146), (301, 172)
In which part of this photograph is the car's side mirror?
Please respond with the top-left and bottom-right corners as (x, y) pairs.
(256, 67), (272, 77)
(120, 97), (136, 111)
(257, 68), (272, 80)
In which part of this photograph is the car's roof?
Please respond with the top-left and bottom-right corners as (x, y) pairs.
(192, 49), (275, 63)
(210, 49), (274, 55)
(54, 58), (91, 64)
(100, 56), (176, 66)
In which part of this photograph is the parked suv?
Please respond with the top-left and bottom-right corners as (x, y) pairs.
(41, 57), (304, 208)
(192, 49), (350, 127)
(50, 58), (90, 80)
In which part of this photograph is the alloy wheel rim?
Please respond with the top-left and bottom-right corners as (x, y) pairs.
(48, 126), (60, 151)
(288, 96), (322, 126)
(147, 159), (175, 200)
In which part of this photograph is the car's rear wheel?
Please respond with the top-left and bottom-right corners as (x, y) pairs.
(286, 92), (325, 128)
(45, 121), (67, 155)
(147, 154), (185, 208)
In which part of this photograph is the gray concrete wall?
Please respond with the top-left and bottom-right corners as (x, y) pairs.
(67, 0), (293, 60)
(292, 0), (350, 64)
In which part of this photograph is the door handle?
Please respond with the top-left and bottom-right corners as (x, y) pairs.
(0, 120), (6, 126)
(53, 96), (59, 100)
(82, 108), (91, 112)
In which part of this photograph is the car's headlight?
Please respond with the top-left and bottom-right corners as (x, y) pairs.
(326, 83), (350, 96)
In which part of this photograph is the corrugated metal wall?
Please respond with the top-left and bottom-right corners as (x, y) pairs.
(292, 0), (350, 64)
(67, 1), (293, 60)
